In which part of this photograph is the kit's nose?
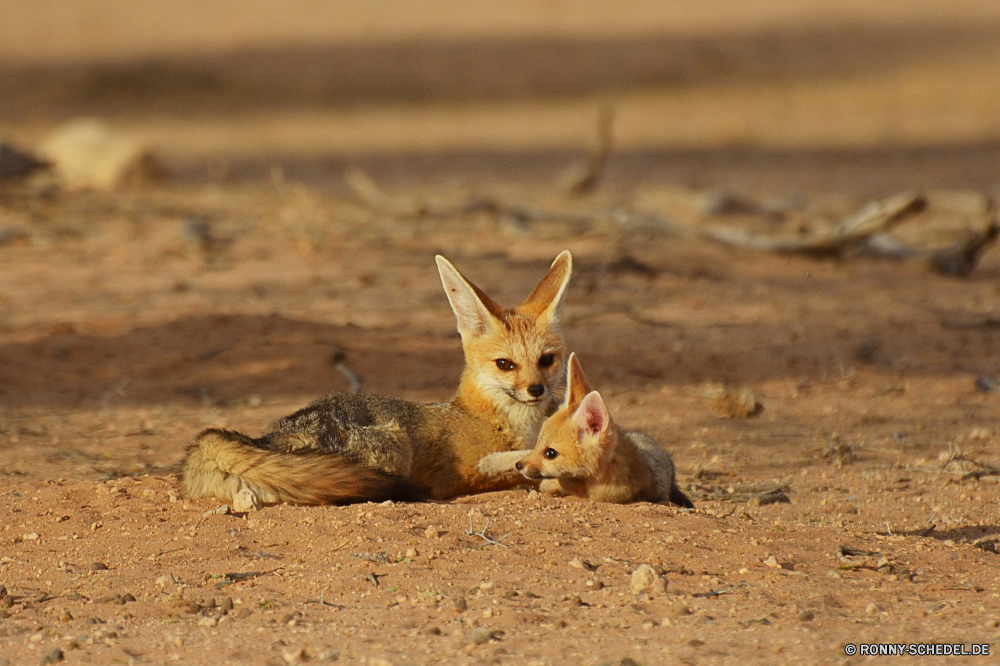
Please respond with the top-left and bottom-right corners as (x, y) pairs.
(527, 384), (545, 398)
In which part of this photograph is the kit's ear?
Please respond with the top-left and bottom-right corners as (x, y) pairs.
(572, 390), (610, 443)
(517, 251), (572, 322)
(436, 255), (504, 339)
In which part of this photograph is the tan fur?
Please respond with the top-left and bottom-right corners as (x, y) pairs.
(181, 429), (426, 505)
(478, 353), (693, 506)
(182, 252), (573, 504)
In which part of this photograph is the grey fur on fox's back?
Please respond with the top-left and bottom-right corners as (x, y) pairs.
(259, 392), (425, 476)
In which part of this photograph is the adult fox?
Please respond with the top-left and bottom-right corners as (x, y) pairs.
(181, 252), (572, 504)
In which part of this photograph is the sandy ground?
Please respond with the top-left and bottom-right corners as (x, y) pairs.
(3, 3), (1000, 665)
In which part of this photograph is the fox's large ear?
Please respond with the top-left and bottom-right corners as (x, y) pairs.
(564, 352), (593, 407)
(572, 390), (610, 443)
(436, 255), (504, 338)
(518, 251), (572, 321)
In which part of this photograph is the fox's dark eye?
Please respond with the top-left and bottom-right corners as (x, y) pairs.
(544, 448), (559, 459)
(496, 359), (516, 371)
(539, 354), (555, 367)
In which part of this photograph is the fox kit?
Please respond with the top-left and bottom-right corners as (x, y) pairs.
(181, 251), (573, 504)
(478, 353), (693, 506)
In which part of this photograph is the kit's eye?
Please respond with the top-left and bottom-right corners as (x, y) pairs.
(544, 448), (559, 459)
(496, 359), (516, 371)
(539, 354), (555, 367)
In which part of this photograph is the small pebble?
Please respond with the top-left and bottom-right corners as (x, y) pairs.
(620, 659), (641, 666)
(155, 575), (176, 587)
(630, 564), (666, 595)
(91, 562), (109, 571)
(420, 626), (441, 636)
(281, 648), (306, 664)
(237, 608), (253, 619)
(453, 596), (467, 612)
(468, 627), (494, 645)
(59, 611), (73, 623)
(763, 556), (780, 569)
(319, 649), (340, 661)
(424, 525), (439, 539)
(221, 597), (234, 612)
(798, 610), (815, 622)
(405, 548), (418, 558)
(40, 649), (64, 665)
(866, 602), (881, 615)
(197, 616), (218, 627)
(232, 488), (262, 512)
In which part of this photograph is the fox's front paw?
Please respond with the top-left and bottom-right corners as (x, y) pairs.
(477, 450), (528, 476)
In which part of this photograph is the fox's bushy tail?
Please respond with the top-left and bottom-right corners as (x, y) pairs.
(181, 428), (427, 505)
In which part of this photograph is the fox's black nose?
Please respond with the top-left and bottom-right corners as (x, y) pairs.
(515, 461), (524, 471)
(527, 384), (545, 398)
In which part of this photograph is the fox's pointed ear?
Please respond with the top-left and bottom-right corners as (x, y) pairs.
(518, 251), (572, 321)
(564, 352), (593, 407)
(436, 255), (504, 338)
(572, 390), (610, 442)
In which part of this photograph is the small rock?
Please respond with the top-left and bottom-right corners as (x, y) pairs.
(763, 556), (781, 569)
(142, 489), (157, 499)
(23, 532), (40, 541)
(468, 627), (494, 645)
(568, 558), (597, 572)
(91, 562), (109, 571)
(156, 574), (176, 587)
(630, 564), (667, 595)
(0, 595), (13, 608)
(703, 385), (761, 418)
(281, 648), (306, 664)
(523, 591), (540, 599)
(60, 611), (73, 623)
(320, 649), (340, 661)
(122, 593), (136, 602)
(232, 488), (262, 512)
(620, 659), (641, 666)
(424, 525), (439, 539)
(238, 608), (253, 619)
(420, 626), (442, 636)
(39, 118), (163, 191)
(866, 602), (882, 615)
(197, 616), (218, 627)
(203, 504), (231, 519)
(221, 597), (234, 612)
(798, 610), (815, 622)
(40, 649), (64, 665)
(453, 596), (467, 612)
(405, 548), (418, 558)
(527, 490), (540, 500)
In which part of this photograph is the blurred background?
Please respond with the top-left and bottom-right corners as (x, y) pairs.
(3, 0), (1000, 193)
